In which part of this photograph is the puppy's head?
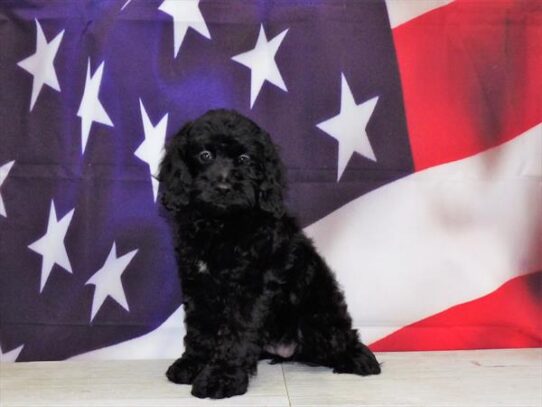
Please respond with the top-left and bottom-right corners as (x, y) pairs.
(158, 109), (285, 217)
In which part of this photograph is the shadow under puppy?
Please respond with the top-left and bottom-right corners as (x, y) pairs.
(158, 109), (380, 399)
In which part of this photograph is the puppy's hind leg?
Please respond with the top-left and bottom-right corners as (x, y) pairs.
(294, 256), (381, 375)
(296, 312), (381, 375)
(329, 329), (381, 376)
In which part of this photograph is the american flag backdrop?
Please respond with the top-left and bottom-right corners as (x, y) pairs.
(0, 0), (540, 362)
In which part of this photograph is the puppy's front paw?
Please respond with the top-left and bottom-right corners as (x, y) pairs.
(333, 346), (381, 376)
(191, 365), (248, 399)
(166, 356), (204, 384)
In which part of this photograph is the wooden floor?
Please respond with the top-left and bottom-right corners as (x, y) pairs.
(1, 349), (540, 407)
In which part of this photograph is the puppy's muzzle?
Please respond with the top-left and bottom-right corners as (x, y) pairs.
(211, 159), (233, 192)
(216, 181), (231, 192)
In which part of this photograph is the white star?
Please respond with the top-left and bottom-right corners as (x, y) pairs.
(0, 344), (24, 363)
(159, 0), (211, 58)
(17, 19), (64, 111)
(85, 242), (138, 322)
(0, 160), (15, 217)
(232, 24), (289, 108)
(121, 0), (133, 10)
(135, 100), (169, 203)
(77, 59), (113, 154)
(28, 200), (74, 293)
(317, 73), (379, 181)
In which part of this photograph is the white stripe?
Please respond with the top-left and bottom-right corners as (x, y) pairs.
(72, 125), (541, 359)
(307, 124), (542, 343)
(386, 0), (453, 29)
(70, 308), (184, 360)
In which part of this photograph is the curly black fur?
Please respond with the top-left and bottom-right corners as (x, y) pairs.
(159, 109), (380, 399)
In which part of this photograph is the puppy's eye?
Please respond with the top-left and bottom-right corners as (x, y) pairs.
(198, 150), (213, 162)
(237, 153), (250, 164)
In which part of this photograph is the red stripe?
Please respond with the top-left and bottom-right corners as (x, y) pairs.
(370, 271), (542, 351)
(393, 0), (542, 171)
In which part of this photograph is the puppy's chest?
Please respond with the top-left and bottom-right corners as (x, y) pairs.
(187, 258), (259, 301)
(188, 226), (272, 271)
(192, 239), (244, 270)
(185, 240), (262, 284)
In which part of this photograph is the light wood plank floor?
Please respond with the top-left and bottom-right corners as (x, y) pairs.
(1, 349), (540, 407)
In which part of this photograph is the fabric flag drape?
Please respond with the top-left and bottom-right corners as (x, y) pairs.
(0, 0), (540, 362)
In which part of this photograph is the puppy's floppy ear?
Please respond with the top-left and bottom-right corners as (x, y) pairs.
(158, 122), (192, 212)
(258, 132), (286, 218)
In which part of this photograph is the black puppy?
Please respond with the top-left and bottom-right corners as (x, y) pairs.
(159, 109), (380, 399)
